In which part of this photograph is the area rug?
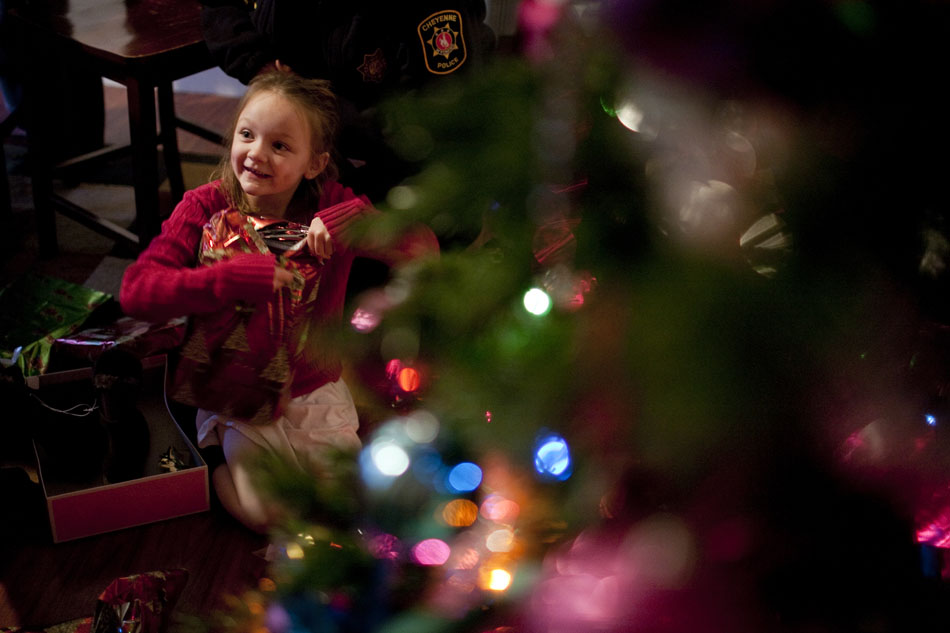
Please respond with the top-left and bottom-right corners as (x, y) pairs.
(3, 138), (216, 295)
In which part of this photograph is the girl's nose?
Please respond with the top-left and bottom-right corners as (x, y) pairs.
(247, 139), (265, 161)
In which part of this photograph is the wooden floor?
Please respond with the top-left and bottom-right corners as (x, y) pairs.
(0, 474), (269, 627)
(0, 84), (275, 629)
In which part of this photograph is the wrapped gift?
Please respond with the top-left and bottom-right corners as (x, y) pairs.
(0, 570), (188, 633)
(91, 569), (188, 633)
(0, 273), (111, 376)
(54, 316), (188, 365)
(169, 210), (323, 424)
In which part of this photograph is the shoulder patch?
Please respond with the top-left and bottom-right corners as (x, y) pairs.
(358, 48), (388, 83)
(417, 10), (468, 75)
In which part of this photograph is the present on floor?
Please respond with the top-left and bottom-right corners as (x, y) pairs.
(0, 273), (112, 377)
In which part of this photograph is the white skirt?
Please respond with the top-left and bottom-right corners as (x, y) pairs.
(195, 378), (362, 469)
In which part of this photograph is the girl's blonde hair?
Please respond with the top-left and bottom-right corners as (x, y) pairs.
(214, 71), (340, 216)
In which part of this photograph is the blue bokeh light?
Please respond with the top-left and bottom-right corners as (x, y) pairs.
(411, 448), (449, 492)
(533, 432), (572, 481)
(447, 461), (483, 493)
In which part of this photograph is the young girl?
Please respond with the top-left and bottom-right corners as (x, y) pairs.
(120, 71), (438, 532)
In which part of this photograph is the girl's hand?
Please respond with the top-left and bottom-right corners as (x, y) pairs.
(307, 217), (333, 262)
(257, 60), (293, 77)
(273, 265), (294, 291)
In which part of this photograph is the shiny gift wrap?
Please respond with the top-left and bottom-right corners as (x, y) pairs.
(54, 316), (187, 365)
(91, 569), (188, 633)
(0, 274), (111, 376)
(170, 210), (323, 424)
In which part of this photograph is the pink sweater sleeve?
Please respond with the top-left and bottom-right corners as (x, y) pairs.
(315, 180), (374, 241)
(316, 181), (440, 265)
(119, 188), (277, 323)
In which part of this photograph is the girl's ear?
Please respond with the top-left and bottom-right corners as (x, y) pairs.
(306, 151), (330, 180)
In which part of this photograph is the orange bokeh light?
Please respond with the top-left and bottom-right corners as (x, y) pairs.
(398, 366), (421, 392)
(441, 499), (480, 527)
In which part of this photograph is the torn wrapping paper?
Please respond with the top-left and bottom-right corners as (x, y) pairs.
(169, 210), (324, 424)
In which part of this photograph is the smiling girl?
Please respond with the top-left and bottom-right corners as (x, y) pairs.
(119, 71), (438, 531)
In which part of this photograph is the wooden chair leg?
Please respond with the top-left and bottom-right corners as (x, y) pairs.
(126, 77), (162, 248)
(157, 81), (185, 205)
(22, 73), (59, 257)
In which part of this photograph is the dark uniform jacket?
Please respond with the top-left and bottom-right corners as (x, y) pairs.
(200, 0), (495, 195)
(201, 1), (494, 107)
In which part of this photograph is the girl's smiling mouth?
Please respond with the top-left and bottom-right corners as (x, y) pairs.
(244, 165), (270, 178)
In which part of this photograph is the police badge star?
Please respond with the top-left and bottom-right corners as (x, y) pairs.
(430, 25), (458, 58)
(358, 48), (387, 83)
(417, 10), (467, 75)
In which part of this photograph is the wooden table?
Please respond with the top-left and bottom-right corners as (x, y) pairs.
(9, 0), (222, 255)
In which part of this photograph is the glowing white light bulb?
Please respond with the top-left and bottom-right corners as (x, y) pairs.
(405, 410), (440, 443)
(371, 441), (410, 477)
(523, 287), (552, 316)
(486, 529), (515, 553)
(488, 568), (512, 591)
(617, 101), (645, 132)
(387, 185), (418, 210)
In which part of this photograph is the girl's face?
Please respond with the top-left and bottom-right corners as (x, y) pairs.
(230, 91), (329, 216)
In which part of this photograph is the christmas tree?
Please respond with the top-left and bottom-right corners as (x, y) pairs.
(194, 2), (950, 631)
